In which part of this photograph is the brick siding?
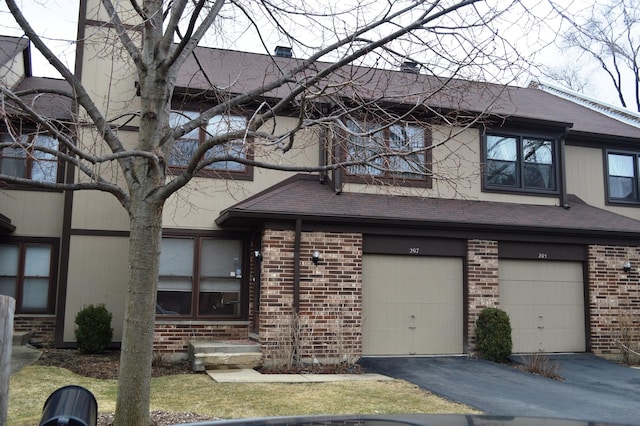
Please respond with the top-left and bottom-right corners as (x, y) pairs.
(259, 229), (362, 365)
(14, 315), (56, 344)
(588, 245), (640, 355)
(153, 322), (251, 355)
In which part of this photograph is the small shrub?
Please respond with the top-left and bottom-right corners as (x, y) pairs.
(74, 304), (113, 354)
(475, 307), (512, 363)
(521, 352), (562, 380)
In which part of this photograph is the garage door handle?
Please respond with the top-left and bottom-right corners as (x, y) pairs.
(538, 326), (544, 329)
(408, 326), (416, 330)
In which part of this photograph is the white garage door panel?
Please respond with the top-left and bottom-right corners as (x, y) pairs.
(362, 255), (463, 356)
(500, 260), (585, 353)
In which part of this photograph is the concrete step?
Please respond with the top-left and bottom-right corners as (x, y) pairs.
(12, 331), (31, 346)
(188, 340), (262, 372)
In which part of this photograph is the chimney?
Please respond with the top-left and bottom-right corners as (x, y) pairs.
(401, 61), (419, 74)
(274, 46), (293, 58)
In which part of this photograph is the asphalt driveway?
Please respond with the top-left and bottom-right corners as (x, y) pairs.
(360, 354), (640, 425)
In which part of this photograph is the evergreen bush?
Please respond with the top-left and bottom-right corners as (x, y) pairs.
(74, 303), (113, 354)
(475, 307), (512, 362)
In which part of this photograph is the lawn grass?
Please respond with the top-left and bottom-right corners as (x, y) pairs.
(9, 365), (479, 425)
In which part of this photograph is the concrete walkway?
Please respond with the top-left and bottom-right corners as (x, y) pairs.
(207, 368), (392, 383)
(10, 344), (42, 375)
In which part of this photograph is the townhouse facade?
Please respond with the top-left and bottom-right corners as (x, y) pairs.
(2, 0), (640, 363)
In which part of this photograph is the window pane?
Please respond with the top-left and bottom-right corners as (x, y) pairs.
(524, 163), (554, 190)
(487, 136), (517, 161)
(169, 139), (199, 166)
(0, 278), (17, 299)
(22, 278), (49, 310)
(523, 139), (552, 164)
(24, 245), (51, 276)
(346, 120), (385, 176)
(156, 290), (192, 315)
(388, 124), (425, 178)
(204, 141), (247, 171)
(609, 176), (636, 200)
(31, 160), (58, 182)
(0, 155), (26, 178)
(33, 135), (58, 160)
(486, 160), (517, 186)
(0, 245), (19, 275)
(170, 111), (200, 139)
(159, 238), (194, 276)
(608, 154), (634, 177)
(200, 239), (242, 277)
(206, 115), (246, 135)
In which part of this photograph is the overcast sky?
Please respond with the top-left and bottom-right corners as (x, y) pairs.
(0, 0), (634, 109)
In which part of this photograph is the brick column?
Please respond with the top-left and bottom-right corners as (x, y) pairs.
(467, 239), (499, 350)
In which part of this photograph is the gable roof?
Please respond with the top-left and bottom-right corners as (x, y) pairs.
(179, 47), (640, 141)
(217, 174), (640, 242)
(11, 76), (74, 120)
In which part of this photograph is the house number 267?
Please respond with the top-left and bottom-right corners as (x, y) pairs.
(409, 247), (420, 254)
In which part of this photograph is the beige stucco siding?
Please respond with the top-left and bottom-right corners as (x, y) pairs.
(64, 235), (129, 341)
(565, 144), (640, 221)
(0, 191), (64, 237)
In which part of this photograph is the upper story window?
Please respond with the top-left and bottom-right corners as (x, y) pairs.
(0, 133), (60, 183)
(0, 241), (57, 314)
(169, 111), (250, 178)
(607, 151), (640, 204)
(484, 133), (558, 193)
(156, 235), (246, 319)
(344, 119), (431, 186)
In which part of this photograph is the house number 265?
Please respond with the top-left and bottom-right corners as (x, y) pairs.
(538, 253), (548, 259)
(409, 247), (420, 254)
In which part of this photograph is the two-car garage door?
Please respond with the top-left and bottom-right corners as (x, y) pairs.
(362, 255), (463, 356)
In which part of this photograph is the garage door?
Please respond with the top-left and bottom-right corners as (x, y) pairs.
(500, 260), (585, 353)
(362, 255), (463, 355)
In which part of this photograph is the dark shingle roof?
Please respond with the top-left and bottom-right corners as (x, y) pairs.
(217, 174), (640, 239)
(12, 76), (74, 120)
(179, 48), (640, 141)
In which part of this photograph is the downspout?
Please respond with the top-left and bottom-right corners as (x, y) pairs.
(293, 219), (302, 313)
(560, 128), (570, 209)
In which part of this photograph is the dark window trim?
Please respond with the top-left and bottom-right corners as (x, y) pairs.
(0, 237), (59, 314)
(167, 108), (254, 181)
(339, 118), (433, 188)
(482, 129), (560, 195)
(157, 233), (249, 321)
(604, 148), (640, 206)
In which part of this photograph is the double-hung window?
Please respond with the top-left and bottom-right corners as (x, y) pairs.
(157, 236), (245, 318)
(607, 151), (640, 203)
(0, 133), (60, 183)
(169, 111), (249, 177)
(344, 119), (430, 185)
(484, 133), (557, 193)
(0, 241), (57, 314)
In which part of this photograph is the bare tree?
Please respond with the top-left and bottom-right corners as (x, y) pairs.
(549, 0), (640, 110)
(2, 0), (536, 423)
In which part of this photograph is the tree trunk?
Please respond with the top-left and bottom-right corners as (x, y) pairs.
(114, 194), (163, 425)
(0, 296), (15, 426)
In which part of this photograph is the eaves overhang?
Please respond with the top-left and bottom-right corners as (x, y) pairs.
(216, 174), (640, 244)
